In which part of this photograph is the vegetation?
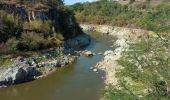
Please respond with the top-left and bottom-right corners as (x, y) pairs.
(105, 33), (170, 99)
(0, 0), (82, 53)
(70, 0), (170, 32)
(0, 11), (23, 43)
(69, 0), (170, 99)
(74, 1), (170, 99)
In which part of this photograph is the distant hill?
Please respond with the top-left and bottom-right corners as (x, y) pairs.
(70, 0), (170, 32)
(113, 0), (169, 7)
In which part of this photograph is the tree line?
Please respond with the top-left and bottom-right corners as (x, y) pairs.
(69, 0), (170, 32)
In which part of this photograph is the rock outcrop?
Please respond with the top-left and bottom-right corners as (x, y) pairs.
(0, 53), (78, 87)
(0, 1), (49, 22)
(0, 60), (40, 87)
(0, 1), (91, 88)
(65, 33), (91, 49)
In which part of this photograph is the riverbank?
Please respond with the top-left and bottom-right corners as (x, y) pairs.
(0, 33), (91, 88)
(81, 24), (154, 86)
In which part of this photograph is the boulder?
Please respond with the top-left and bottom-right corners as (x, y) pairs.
(65, 34), (91, 49)
(84, 51), (94, 57)
(104, 50), (114, 56)
(0, 60), (41, 86)
(93, 68), (98, 72)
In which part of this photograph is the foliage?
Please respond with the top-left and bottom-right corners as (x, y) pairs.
(24, 21), (52, 37)
(105, 34), (170, 100)
(70, 0), (170, 32)
(18, 32), (51, 51)
(0, 11), (23, 42)
(138, 4), (170, 33)
(0, 55), (14, 67)
(0, 0), (82, 52)
(5, 38), (19, 51)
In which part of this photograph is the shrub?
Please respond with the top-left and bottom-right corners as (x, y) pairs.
(24, 20), (52, 37)
(18, 32), (51, 51)
(48, 37), (63, 47)
(5, 38), (19, 51)
(0, 11), (23, 42)
(54, 32), (64, 41)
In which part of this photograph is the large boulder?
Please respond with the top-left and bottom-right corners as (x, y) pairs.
(65, 33), (91, 49)
(0, 60), (41, 87)
(0, 68), (26, 85)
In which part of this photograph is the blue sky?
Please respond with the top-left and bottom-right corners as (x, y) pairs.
(64, 0), (97, 5)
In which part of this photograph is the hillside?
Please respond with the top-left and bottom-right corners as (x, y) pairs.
(114, 0), (169, 6)
(70, 0), (170, 99)
(69, 0), (170, 33)
(0, 0), (83, 52)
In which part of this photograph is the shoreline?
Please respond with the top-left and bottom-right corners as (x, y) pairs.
(80, 24), (153, 86)
(0, 33), (91, 88)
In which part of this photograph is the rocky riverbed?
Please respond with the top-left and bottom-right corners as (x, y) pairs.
(81, 24), (154, 86)
(0, 33), (91, 88)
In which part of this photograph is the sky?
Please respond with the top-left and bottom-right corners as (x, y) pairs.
(64, 0), (97, 5)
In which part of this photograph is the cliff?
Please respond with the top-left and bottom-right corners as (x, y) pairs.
(0, 0), (82, 38)
(0, 1), (49, 22)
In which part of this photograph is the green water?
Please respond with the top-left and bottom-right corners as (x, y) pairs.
(0, 32), (115, 100)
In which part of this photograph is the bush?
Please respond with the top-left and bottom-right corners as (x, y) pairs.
(5, 38), (19, 51)
(0, 11), (23, 42)
(54, 32), (64, 41)
(18, 32), (51, 51)
(24, 20), (52, 37)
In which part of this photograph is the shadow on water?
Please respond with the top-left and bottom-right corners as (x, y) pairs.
(0, 31), (115, 100)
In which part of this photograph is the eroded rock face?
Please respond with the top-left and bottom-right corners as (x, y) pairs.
(0, 2), (49, 22)
(0, 60), (41, 87)
(65, 33), (91, 49)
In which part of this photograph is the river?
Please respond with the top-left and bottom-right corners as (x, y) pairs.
(0, 32), (115, 100)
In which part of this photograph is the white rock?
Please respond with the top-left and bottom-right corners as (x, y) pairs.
(104, 50), (114, 56)
(84, 51), (94, 56)
(93, 68), (98, 72)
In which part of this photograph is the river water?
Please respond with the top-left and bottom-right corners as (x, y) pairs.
(0, 32), (115, 100)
